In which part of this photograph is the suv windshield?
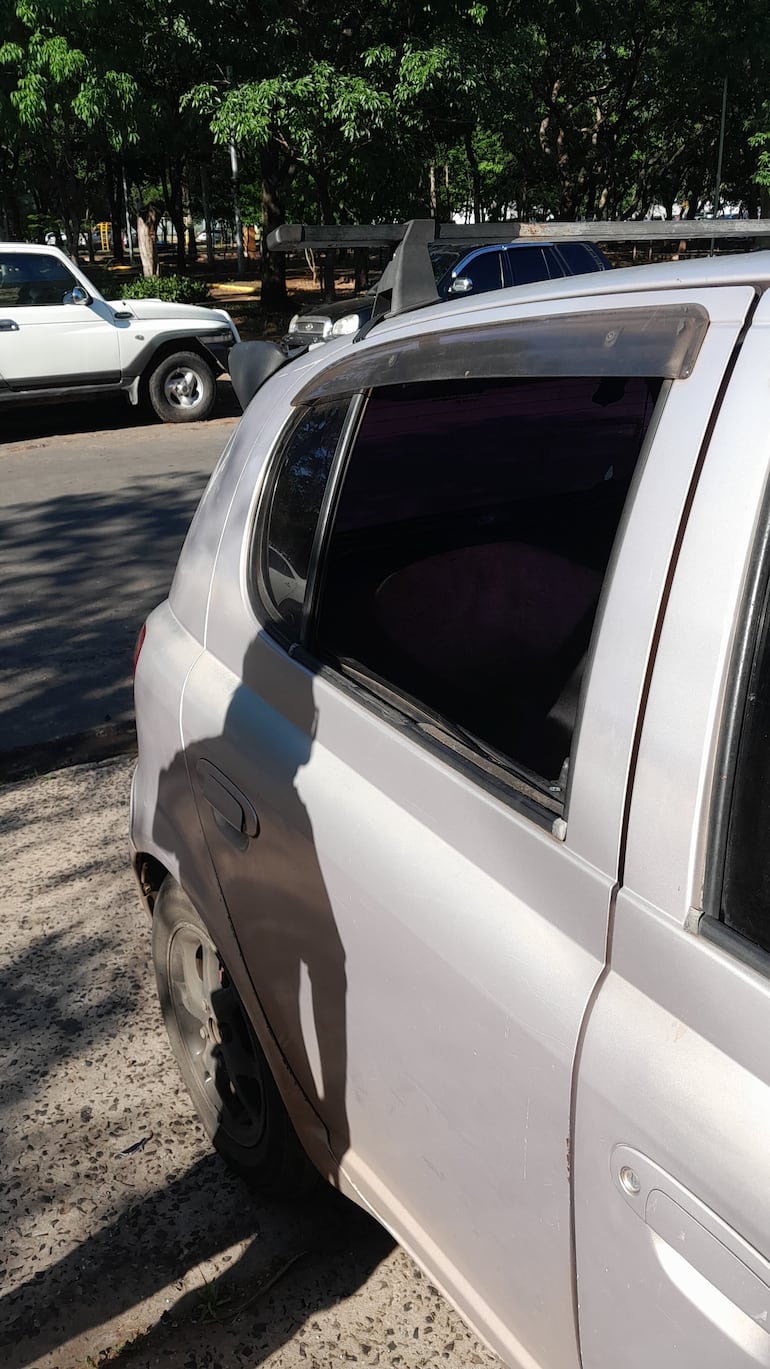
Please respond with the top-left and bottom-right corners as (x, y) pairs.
(363, 247), (461, 297)
(429, 248), (462, 283)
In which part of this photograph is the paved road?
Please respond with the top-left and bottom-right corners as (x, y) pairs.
(0, 755), (503, 1369)
(0, 390), (239, 763)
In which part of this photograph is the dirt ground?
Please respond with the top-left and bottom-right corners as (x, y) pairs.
(0, 756), (502, 1369)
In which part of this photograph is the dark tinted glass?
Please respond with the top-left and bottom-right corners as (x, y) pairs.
(557, 242), (608, 275)
(722, 581), (770, 955)
(0, 251), (77, 306)
(317, 375), (661, 790)
(430, 248), (461, 283)
(507, 247), (552, 286)
(261, 401), (349, 631)
(454, 249), (504, 294)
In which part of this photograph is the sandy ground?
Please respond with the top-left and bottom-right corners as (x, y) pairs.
(0, 755), (502, 1369)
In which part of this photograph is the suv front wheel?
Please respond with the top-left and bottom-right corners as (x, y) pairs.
(147, 349), (217, 423)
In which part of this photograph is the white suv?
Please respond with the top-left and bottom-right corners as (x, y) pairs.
(0, 243), (240, 422)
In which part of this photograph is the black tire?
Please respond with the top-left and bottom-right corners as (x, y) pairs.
(152, 877), (317, 1195)
(146, 350), (217, 423)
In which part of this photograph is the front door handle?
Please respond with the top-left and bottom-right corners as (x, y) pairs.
(0, 319), (19, 331)
(196, 759), (259, 839)
(613, 1145), (770, 1326)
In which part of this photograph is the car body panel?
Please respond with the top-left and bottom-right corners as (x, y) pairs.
(130, 604), (337, 1183)
(179, 629), (609, 1369)
(574, 292), (770, 1368)
(0, 294), (122, 386)
(565, 285), (756, 873)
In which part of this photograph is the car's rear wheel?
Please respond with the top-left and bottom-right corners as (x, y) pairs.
(147, 350), (217, 423)
(152, 877), (316, 1194)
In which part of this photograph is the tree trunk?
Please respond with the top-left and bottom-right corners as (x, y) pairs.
(260, 144), (288, 312)
(354, 248), (368, 292)
(62, 211), (81, 262)
(200, 164), (215, 267)
(137, 204), (160, 277)
(106, 154), (125, 264)
(315, 171), (336, 300)
(163, 164), (187, 273)
(320, 249), (337, 302)
(183, 176), (197, 263)
(464, 133), (482, 223)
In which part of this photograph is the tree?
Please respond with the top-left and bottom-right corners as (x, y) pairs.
(0, 0), (138, 254)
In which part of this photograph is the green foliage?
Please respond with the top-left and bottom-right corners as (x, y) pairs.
(119, 273), (210, 304)
(2, 0), (770, 272)
(750, 131), (770, 189)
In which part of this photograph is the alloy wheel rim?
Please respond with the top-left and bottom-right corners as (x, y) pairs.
(167, 923), (267, 1148)
(163, 367), (203, 408)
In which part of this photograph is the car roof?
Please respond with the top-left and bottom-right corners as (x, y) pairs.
(0, 241), (69, 256)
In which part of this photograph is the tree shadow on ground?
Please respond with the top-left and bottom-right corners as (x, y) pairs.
(0, 380), (239, 444)
(0, 923), (141, 1122)
(1, 1154), (393, 1369)
(0, 471), (221, 752)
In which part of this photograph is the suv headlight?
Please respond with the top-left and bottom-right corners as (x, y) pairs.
(287, 314), (299, 333)
(331, 312), (361, 337)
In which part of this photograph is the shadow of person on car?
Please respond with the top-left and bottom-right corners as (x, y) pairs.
(149, 626), (351, 1192)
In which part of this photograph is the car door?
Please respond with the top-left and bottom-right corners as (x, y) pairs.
(573, 291), (770, 1367)
(180, 286), (753, 1369)
(0, 249), (120, 389)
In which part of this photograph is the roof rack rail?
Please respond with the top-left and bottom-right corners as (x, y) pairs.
(267, 217), (770, 330)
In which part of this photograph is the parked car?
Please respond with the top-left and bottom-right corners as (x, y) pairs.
(0, 242), (238, 421)
(131, 236), (770, 1369)
(282, 237), (610, 348)
(196, 227), (225, 245)
(44, 229), (88, 248)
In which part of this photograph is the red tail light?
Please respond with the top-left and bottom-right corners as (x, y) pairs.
(132, 622), (147, 679)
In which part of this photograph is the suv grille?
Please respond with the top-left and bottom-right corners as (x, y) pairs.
(293, 317), (328, 343)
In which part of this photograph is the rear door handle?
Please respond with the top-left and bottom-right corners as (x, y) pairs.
(0, 319), (19, 331)
(196, 759), (259, 839)
(613, 1145), (770, 1325)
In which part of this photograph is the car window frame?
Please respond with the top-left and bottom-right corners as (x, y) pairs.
(250, 393), (362, 647)
(249, 385), (568, 830)
(299, 373), (673, 828)
(504, 244), (556, 287)
(0, 249), (80, 308)
(253, 303), (705, 831)
(445, 244), (505, 297)
(702, 489), (770, 975)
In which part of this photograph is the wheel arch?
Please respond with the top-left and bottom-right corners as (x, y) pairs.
(126, 332), (226, 391)
(130, 845), (342, 1187)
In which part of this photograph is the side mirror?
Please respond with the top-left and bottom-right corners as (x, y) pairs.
(228, 340), (288, 410)
(65, 285), (90, 306)
(449, 276), (474, 295)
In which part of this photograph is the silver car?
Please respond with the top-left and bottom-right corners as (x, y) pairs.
(131, 238), (770, 1369)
